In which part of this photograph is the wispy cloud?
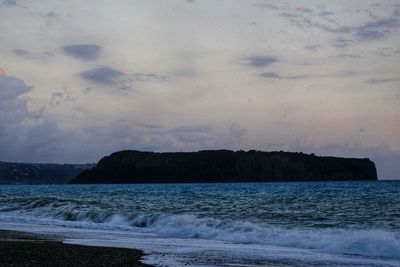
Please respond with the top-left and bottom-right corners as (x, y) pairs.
(80, 67), (167, 90)
(336, 53), (361, 59)
(336, 71), (362, 78)
(355, 30), (385, 40)
(296, 7), (313, 14)
(13, 49), (52, 60)
(280, 12), (298, 19)
(48, 87), (77, 108)
(259, 72), (306, 80)
(13, 49), (30, 56)
(355, 17), (400, 40)
(332, 38), (354, 48)
(367, 78), (399, 84)
(244, 55), (278, 68)
(253, 3), (280, 10)
(62, 44), (101, 61)
(319, 11), (334, 17)
(132, 73), (168, 82)
(275, 4), (400, 45)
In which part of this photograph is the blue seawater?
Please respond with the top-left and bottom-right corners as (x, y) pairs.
(0, 181), (399, 266)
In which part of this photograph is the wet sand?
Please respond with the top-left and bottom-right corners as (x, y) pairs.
(0, 230), (153, 267)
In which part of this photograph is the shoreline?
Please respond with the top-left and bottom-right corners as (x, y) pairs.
(0, 229), (153, 267)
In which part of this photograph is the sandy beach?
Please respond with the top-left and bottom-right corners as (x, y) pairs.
(0, 230), (153, 267)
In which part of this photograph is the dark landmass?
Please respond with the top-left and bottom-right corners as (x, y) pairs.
(0, 161), (94, 184)
(70, 150), (377, 184)
(0, 230), (152, 267)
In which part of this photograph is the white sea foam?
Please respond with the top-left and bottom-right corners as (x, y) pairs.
(1, 210), (400, 260)
(54, 211), (400, 259)
(1, 220), (398, 267)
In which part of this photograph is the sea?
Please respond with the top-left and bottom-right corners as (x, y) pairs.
(0, 181), (399, 266)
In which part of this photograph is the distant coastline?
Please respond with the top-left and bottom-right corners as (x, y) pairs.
(70, 150), (377, 184)
(0, 162), (94, 184)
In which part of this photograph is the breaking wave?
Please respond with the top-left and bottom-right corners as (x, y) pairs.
(1, 197), (400, 259)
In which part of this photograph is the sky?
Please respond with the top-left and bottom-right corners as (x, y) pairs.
(0, 0), (399, 179)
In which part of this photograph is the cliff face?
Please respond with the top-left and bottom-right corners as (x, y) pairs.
(70, 150), (377, 184)
(0, 162), (94, 184)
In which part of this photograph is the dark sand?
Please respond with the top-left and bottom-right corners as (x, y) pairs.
(0, 230), (153, 267)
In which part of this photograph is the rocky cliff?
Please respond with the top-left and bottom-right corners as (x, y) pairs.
(70, 150), (377, 184)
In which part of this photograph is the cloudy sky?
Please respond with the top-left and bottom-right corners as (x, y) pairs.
(0, 0), (399, 179)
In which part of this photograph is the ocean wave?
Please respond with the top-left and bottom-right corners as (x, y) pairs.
(1, 198), (400, 259)
(143, 214), (400, 259)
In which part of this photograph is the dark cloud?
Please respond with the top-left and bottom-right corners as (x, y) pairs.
(395, 8), (400, 17)
(337, 71), (362, 77)
(319, 11), (334, 16)
(253, 4), (279, 10)
(296, 7), (313, 14)
(0, 75), (45, 125)
(0, 75), (37, 160)
(281, 12), (352, 34)
(62, 44), (101, 61)
(46, 12), (58, 18)
(80, 67), (167, 90)
(356, 30), (386, 40)
(336, 53), (361, 59)
(0, 0), (17, 7)
(364, 18), (400, 29)
(259, 72), (306, 80)
(332, 38), (354, 48)
(0, 75), (32, 100)
(13, 49), (31, 57)
(313, 23), (352, 34)
(0, 75), (167, 163)
(340, 10), (400, 42)
(259, 72), (281, 79)
(355, 17), (400, 40)
(244, 56), (278, 68)
(280, 12), (299, 19)
(366, 78), (398, 84)
(0, 85), (210, 162)
(278, 5), (399, 44)
(80, 67), (123, 85)
(132, 73), (168, 82)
